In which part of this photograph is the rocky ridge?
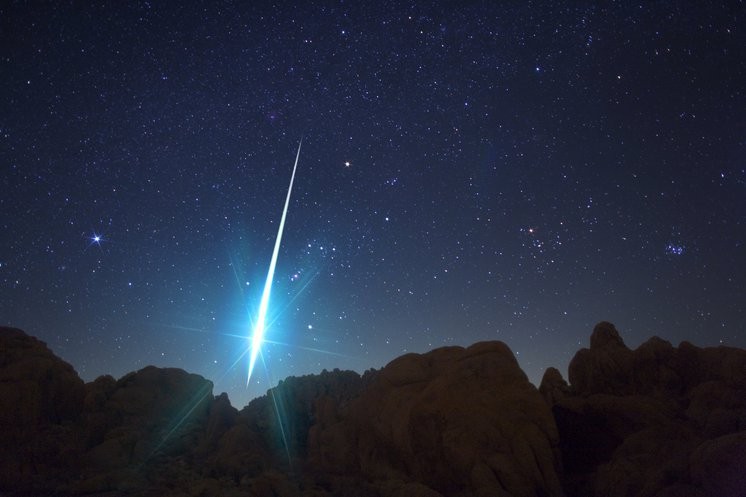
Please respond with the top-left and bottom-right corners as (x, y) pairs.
(1, 323), (744, 496)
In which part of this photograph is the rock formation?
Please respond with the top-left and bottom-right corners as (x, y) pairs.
(543, 321), (746, 497)
(1, 323), (745, 496)
(0, 327), (86, 494)
(305, 342), (564, 496)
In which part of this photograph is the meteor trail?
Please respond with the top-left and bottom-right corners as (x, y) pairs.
(247, 139), (302, 384)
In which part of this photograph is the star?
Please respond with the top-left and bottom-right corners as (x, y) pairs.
(85, 232), (104, 250)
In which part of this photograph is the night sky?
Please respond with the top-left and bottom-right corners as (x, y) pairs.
(2, 2), (744, 408)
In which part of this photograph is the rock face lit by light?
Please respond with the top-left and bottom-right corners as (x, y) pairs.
(247, 139), (302, 384)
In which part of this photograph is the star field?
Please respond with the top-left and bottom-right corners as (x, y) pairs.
(1, 1), (744, 408)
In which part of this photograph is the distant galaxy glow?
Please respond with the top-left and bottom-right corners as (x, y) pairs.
(247, 140), (303, 384)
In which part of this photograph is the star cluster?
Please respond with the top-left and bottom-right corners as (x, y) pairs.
(1, 2), (744, 407)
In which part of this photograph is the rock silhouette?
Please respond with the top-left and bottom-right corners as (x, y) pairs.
(1, 323), (744, 496)
(545, 322), (746, 497)
(306, 341), (564, 496)
(0, 327), (86, 494)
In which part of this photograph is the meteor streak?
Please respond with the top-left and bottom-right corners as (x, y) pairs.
(247, 139), (302, 384)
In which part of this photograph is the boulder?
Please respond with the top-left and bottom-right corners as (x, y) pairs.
(309, 341), (565, 497)
(690, 431), (746, 497)
(553, 322), (746, 497)
(0, 326), (85, 427)
(539, 367), (570, 405)
(74, 365), (214, 493)
(3, 323), (746, 497)
(568, 322), (634, 396)
(0, 326), (86, 493)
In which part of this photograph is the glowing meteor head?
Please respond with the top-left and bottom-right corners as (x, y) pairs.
(247, 285), (271, 382)
(247, 323), (265, 382)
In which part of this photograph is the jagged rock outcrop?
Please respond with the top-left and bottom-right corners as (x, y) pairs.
(72, 365), (214, 494)
(307, 341), (565, 497)
(543, 321), (746, 497)
(2, 323), (745, 497)
(243, 368), (370, 463)
(539, 367), (570, 405)
(0, 326), (86, 494)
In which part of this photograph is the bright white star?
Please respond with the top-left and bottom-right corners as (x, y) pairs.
(86, 233), (104, 250)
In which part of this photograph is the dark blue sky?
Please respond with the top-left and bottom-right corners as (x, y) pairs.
(2, 1), (744, 408)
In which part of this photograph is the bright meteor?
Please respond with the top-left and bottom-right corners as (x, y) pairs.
(247, 139), (302, 384)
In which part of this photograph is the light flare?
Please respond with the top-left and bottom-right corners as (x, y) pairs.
(247, 139), (302, 384)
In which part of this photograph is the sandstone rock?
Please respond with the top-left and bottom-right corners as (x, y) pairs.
(310, 341), (565, 497)
(552, 393), (682, 496)
(241, 368), (367, 467)
(690, 431), (746, 497)
(0, 326), (85, 426)
(3, 323), (746, 497)
(630, 336), (680, 396)
(377, 479), (445, 497)
(539, 367), (570, 405)
(568, 322), (634, 396)
(75, 365), (214, 493)
(588, 422), (701, 497)
(653, 483), (707, 497)
(193, 391), (239, 460)
(0, 326), (86, 493)
(203, 419), (271, 480)
(555, 322), (746, 497)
